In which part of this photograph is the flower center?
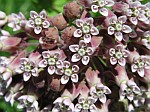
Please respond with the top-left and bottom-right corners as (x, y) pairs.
(115, 23), (122, 31)
(146, 10), (150, 17)
(97, 89), (104, 96)
(35, 17), (42, 25)
(24, 64), (31, 72)
(82, 103), (90, 110)
(133, 9), (139, 16)
(82, 24), (90, 34)
(138, 61), (144, 68)
(98, 0), (105, 7)
(78, 48), (86, 56)
(64, 68), (72, 76)
(48, 58), (56, 65)
(115, 51), (123, 59)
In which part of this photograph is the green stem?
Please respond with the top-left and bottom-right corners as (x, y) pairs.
(97, 56), (107, 67)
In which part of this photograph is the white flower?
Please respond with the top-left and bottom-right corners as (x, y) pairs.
(74, 17), (99, 43)
(16, 58), (38, 81)
(69, 40), (95, 65)
(108, 15), (132, 41)
(91, 0), (114, 16)
(27, 10), (50, 34)
(141, 30), (150, 50)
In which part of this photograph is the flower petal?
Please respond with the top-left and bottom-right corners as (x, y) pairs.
(82, 56), (90, 65)
(63, 61), (70, 68)
(118, 15), (127, 24)
(76, 19), (84, 27)
(105, 0), (115, 7)
(72, 65), (79, 72)
(114, 32), (123, 41)
(69, 45), (79, 52)
(137, 69), (144, 77)
(31, 68), (38, 77)
(71, 74), (78, 83)
(34, 26), (42, 34)
(48, 66), (55, 75)
(90, 26), (99, 35)
(56, 60), (63, 68)
(118, 58), (126, 66)
(110, 57), (117, 65)
(109, 48), (115, 56)
(131, 64), (138, 72)
(99, 94), (106, 103)
(42, 20), (50, 28)
(129, 17), (138, 25)
(42, 51), (50, 58)
(53, 97), (63, 104)
(99, 8), (108, 16)
(39, 10), (47, 19)
(38, 59), (47, 68)
(86, 47), (94, 55)
(61, 75), (69, 84)
(91, 5), (99, 13)
(84, 34), (91, 43)
(122, 25), (132, 33)
(104, 86), (112, 94)
(138, 14), (147, 21)
(71, 53), (81, 62)
(86, 17), (94, 25)
(55, 69), (64, 75)
(23, 72), (31, 81)
(27, 20), (35, 28)
(16, 66), (24, 74)
(79, 40), (87, 47)
(108, 26), (115, 35)
(30, 11), (38, 19)
(73, 29), (82, 37)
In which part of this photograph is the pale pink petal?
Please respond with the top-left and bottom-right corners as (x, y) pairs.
(71, 54), (81, 62)
(39, 10), (47, 19)
(114, 32), (123, 41)
(71, 74), (78, 83)
(34, 26), (42, 34)
(99, 8), (108, 16)
(137, 69), (144, 77)
(138, 14), (147, 21)
(23, 72), (31, 81)
(118, 58), (126, 66)
(82, 56), (90, 65)
(63, 61), (70, 68)
(69, 45), (79, 52)
(84, 34), (91, 43)
(105, 0), (115, 7)
(110, 57), (117, 65)
(86, 47), (94, 55)
(104, 86), (111, 94)
(2, 72), (11, 81)
(42, 20), (50, 28)
(130, 17), (138, 25)
(61, 75), (69, 84)
(86, 17), (94, 25)
(27, 20), (35, 28)
(99, 94), (106, 103)
(31, 68), (38, 77)
(79, 40), (87, 47)
(69, 103), (74, 111)
(55, 69), (64, 75)
(90, 104), (97, 112)
(122, 25), (132, 33)
(63, 98), (72, 106)
(53, 97), (63, 104)
(108, 26), (115, 35)
(56, 60), (63, 69)
(42, 51), (50, 59)
(131, 64), (138, 72)
(72, 65), (79, 72)
(74, 104), (82, 111)
(109, 48), (115, 56)
(118, 15), (127, 24)
(90, 86), (97, 96)
(73, 29), (82, 37)
(48, 66), (55, 75)
(76, 19), (84, 27)
(16, 66), (24, 74)
(39, 37), (44, 44)
(91, 5), (99, 13)
(90, 26), (99, 35)
(122, 50), (130, 57)
(127, 93), (134, 101)
(30, 11), (38, 19)
(38, 59), (47, 68)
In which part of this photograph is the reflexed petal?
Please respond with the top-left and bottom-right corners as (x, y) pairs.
(71, 54), (81, 62)
(48, 66), (55, 75)
(69, 45), (79, 52)
(42, 51), (50, 58)
(114, 32), (123, 41)
(71, 74), (78, 83)
(76, 19), (84, 27)
(20, 58), (29, 65)
(39, 10), (47, 19)
(109, 48), (115, 56)
(56, 60), (63, 68)
(110, 57), (117, 65)
(84, 34), (91, 43)
(82, 56), (90, 65)
(39, 37), (44, 44)
(130, 17), (138, 25)
(6, 78), (12, 88)
(122, 25), (132, 33)
(118, 15), (127, 24)
(72, 65), (79, 72)
(23, 72), (31, 81)
(108, 26), (115, 35)
(86, 17), (94, 25)
(69, 103), (74, 111)
(105, 0), (115, 7)
(61, 75), (69, 84)
(88, 97), (95, 104)
(16, 66), (24, 74)
(137, 69), (144, 77)
(5, 93), (12, 102)
(42, 20), (50, 28)
(99, 8), (108, 16)
(53, 97), (63, 104)
(55, 69), (64, 75)
(31, 68), (38, 77)
(78, 96), (85, 103)
(127, 93), (134, 101)
(63, 61), (70, 68)
(99, 94), (106, 103)
(138, 14), (147, 21)
(73, 29), (82, 37)
(131, 64), (138, 72)
(122, 50), (130, 57)
(34, 26), (42, 34)
(90, 104), (97, 112)
(63, 98), (72, 106)
(91, 5), (99, 13)
(38, 59), (47, 68)
(104, 86), (111, 94)
(30, 11), (38, 19)
(86, 47), (94, 55)
(90, 87), (97, 96)
(74, 104), (82, 111)
(90, 26), (99, 35)
(27, 20), (35, 28)
(118, 58), (126, 66)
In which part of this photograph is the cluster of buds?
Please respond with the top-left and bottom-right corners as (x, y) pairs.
(0, 0), (149, 112)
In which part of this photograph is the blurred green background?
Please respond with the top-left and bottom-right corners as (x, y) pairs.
(0, 0), (149, 111)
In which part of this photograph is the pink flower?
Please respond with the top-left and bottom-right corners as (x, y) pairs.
(108, 15), (132, 41)
(91, 0), (114, 16)
(69, 40), (95, 65)
(141, 30), (150, 50)
(109, 44), (130, 66)
(73, 17), (99, 43)
(27, 10), (50, 34)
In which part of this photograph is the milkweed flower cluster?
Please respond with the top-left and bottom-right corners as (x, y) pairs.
(0, 0), (149, 112)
